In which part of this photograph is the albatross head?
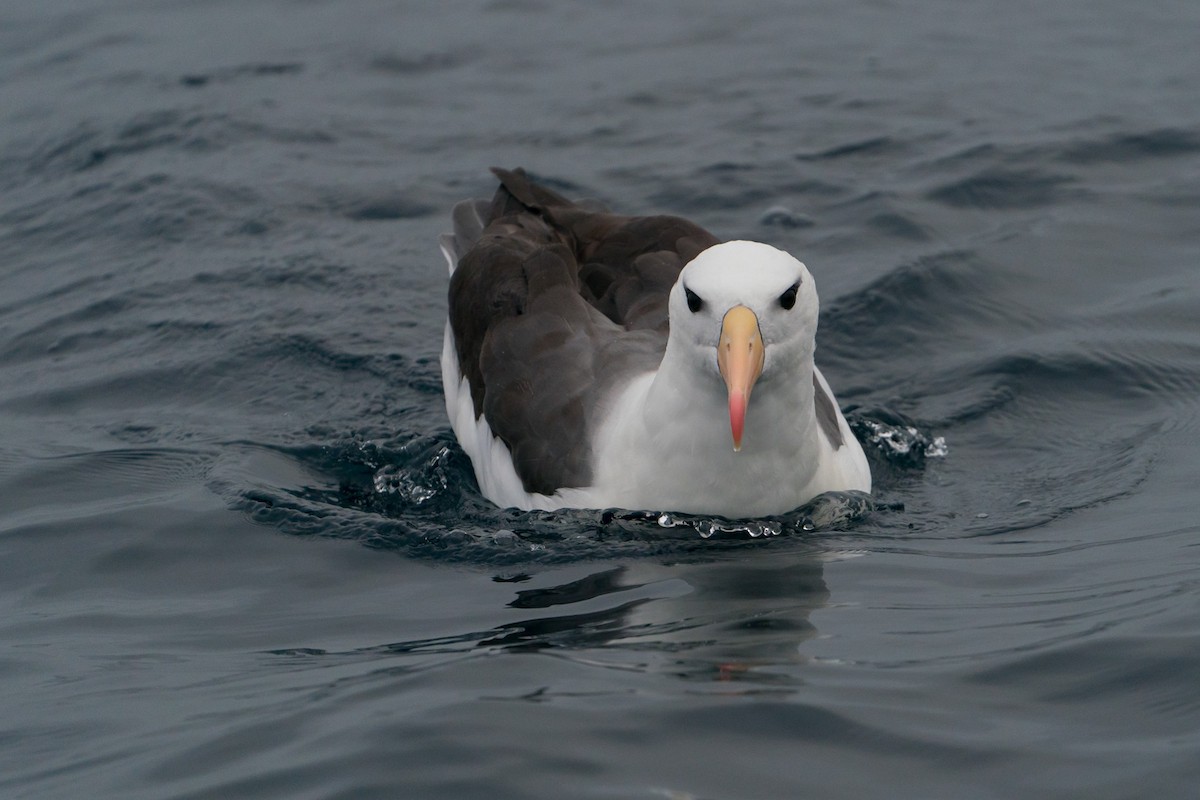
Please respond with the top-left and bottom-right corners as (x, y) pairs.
(668, 240), (819, 451)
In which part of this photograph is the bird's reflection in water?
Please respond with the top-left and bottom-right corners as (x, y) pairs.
(483, 551), (829, 686)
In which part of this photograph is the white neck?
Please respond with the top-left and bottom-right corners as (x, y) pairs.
(591, 339), (825, 516)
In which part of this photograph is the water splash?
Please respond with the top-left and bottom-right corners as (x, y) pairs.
(228, 405), (939, 564)
(655, 513), (785, 539)
(228, 431), (885, 564)
(848, 412), (947, 467)
(640, 491), (874, 539)
(371, 440), (453, 506)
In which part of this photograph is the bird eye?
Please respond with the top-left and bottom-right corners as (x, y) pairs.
(778, 282), (800, 310)
(685, 287), (704, 313)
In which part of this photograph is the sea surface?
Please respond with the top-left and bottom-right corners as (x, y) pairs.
(3, 1), (1200, 798)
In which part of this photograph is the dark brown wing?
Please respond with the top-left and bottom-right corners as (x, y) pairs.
(446, 168), (720, 495)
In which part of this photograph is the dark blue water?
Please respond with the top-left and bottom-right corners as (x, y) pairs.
(3, 1), (1200, 797)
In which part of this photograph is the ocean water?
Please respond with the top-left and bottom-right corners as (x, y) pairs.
(3, 1), (1200, 797)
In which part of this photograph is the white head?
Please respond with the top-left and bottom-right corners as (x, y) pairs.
(666, 240), (820, 449)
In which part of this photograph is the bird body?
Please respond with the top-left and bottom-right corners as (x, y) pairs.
(440, 169), (870, 517)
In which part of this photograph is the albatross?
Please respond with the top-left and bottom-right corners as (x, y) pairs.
(440, 168), (870, 518)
